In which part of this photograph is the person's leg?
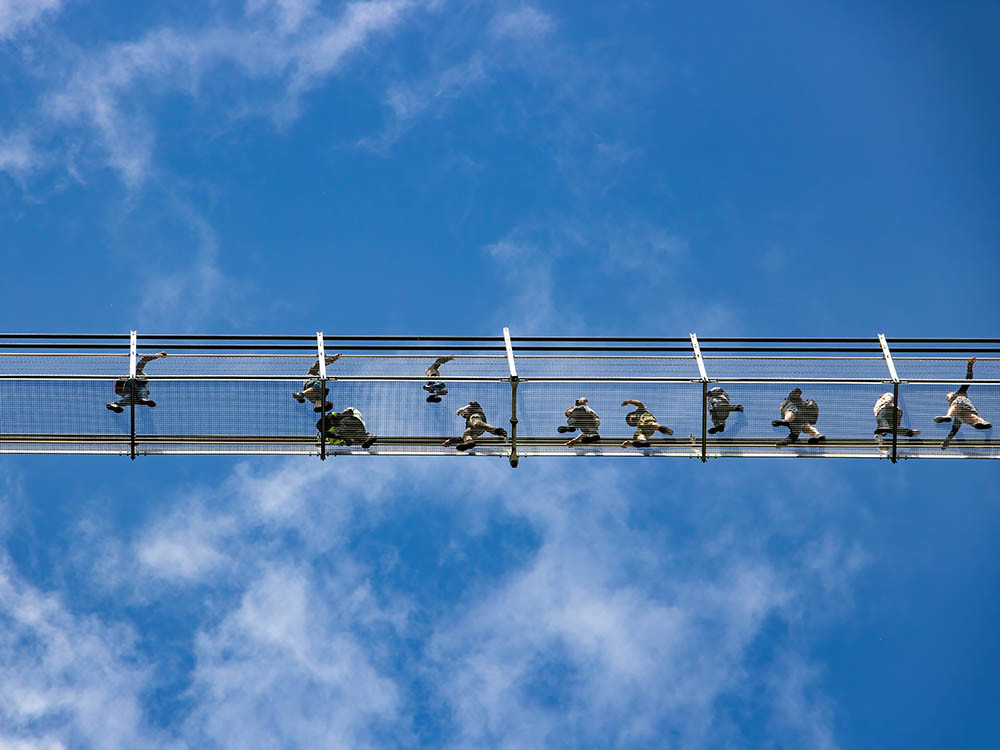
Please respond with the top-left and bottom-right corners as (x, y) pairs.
(803, 423), (825, 443)
(773, 409), (796, 428)
(941, 421), (961, 449)
(935, 403), (958, 423)
(965, 413), (992, 429)
(875, 408), (893, 436)
(776, 429), (800, 447)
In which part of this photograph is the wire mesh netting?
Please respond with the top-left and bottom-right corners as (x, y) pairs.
(0, 336), (996, 460)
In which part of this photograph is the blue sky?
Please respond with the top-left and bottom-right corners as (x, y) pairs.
(1, 1), (999, 748)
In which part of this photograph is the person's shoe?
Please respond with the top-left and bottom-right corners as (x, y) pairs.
(807, 435), (826, 444)
(874, 427), (891, 436)
(707, 425), (720, 435)
(733, 405), (744, 412)
(456, 441), (476, 451)
(494, 428), (508, 438)
(140, 399), (156, 407)
(423, 384), (435, 392)
(906, 429), (920, 437)
(292, 392), (306, 403)
(427, 395), (442, 403)
(658, 425), (673, 435)
(437, 389), (448, 396)
(313, 401), (333, 412)
(974, 421), (992, 429)
(772, 419), (788, 428)
(442, 439), (453, 447)
(580, 434), (601, 444)
(933, 416), (951, 423)
(557, 425), (573, 433)
(940, 441), (949, 450)
(775, 439), (790, 448)
(106, 403), (124, 413)
(633, 440), (651, 449)
(362, 435), (377, 449)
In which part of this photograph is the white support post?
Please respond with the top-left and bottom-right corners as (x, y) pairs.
(878, 334), (901, 464)
(317, 332), (327, 461)
(129, 331), (137, 461)
(878, 334), (899, 383)
(129, 330), (137, 378)
(503, 327), (519, 468)
(690, 333), (708, 463)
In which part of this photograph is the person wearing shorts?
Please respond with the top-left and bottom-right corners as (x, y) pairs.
(620, 399), (673, 448)
(106, 352), (167, 413)
(558, 397), (601, 447)
(936, 357), (992, 449)
(293, 353), (342, 412)
(443, 401), (507, 451)
(706, 387), (743, 434)
(772, 388), (825, 447)
(872, 392), (919, 438)
(424, 354), (455, 403)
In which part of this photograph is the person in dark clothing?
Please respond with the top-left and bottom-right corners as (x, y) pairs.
(317, 407), (377, 449)
(619, 399), (673, 448)
(772, 388), (825, 447)
(424, 354), (455, 403)
(293, 353), (342, 412)
(443, 401), (507, 451)
(106, 352), (167, 413)
(936, 357), (992, 449)
(872, 392), (920, 438)
(706, 387), (743, 434)
(558, 397), (601, 447)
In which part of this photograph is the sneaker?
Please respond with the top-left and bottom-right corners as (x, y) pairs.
(557, 425), (573, 433)
(580, 434), (601, 444)
(807, 435), (826, 444)
(362, 435), (377, 449)
(907, 429), (920, 437)
(456, 441), (476, 451)
(771, 419), (788, 428)
(707, 425), (720, 435)
(933, 416), (951, 423)
(733, 405), (744, 412)
(313, 401), (333, 412)
(426, 395), (442, 403)
(658, 425), (673, 435)
(874, 427), (891, 436)
(494, 428), (508, 438)
(974, 422), (992, 430)
(292, 392), (306, 403)
(106, 403), (124, 413)
(140, 399), (156, 407)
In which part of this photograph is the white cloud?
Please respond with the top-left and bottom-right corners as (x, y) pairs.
(0, 0), (62, 40)
(489, 6), (554, 39)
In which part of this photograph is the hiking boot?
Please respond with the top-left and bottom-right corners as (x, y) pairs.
(362, 435), (377, 449)
(106, 403), (124, 413)
(426, 395), (442, 403)
(557, 425), (573, 433)
(139, 399), (156, 407)
(807, 435), (826, 444)
(292, 392), (306, 403)
(658, 425), (673, 435)
(975, 421), (992, 429)
(933, 416), (951, 423)
(456, 441), (476, 451)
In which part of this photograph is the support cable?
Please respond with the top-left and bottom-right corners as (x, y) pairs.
(691, 333), (708, 463)
(504, 327), (519, 468)
(317, 331), (327, 461)
(879, 334), (901, 463)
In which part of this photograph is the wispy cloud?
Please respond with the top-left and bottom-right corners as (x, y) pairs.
(0, 0), (63, 41)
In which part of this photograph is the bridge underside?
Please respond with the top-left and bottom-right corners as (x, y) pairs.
(1, 333), (996, 462)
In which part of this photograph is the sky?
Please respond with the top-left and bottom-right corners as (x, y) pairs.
(1, 0), (999, 748)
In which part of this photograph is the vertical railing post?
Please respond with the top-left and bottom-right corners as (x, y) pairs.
(129, 330), (137, 461)
(503, 327), (519, 468)
(878, 334), (900, 463)
(690, 333), (708, 463)
(317, 331), (327, 461)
